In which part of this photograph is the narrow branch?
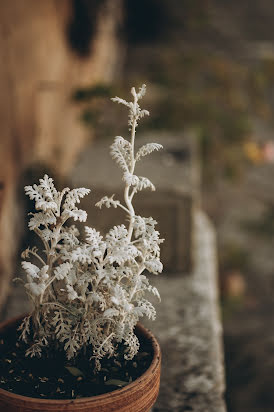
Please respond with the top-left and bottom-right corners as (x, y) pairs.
(44, 274), (57, 290)
(41, 302), (77, 317)
(98, 332), (115, 353)
(34, 228), (49, 254)
(29, 250), (46, 266)
(129, 264), (145, 301)
(117, 202), (131, 214)
(129, 188), (137, 202)
(125, 88), (138, 241)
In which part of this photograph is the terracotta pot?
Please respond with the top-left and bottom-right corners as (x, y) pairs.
(0, 315), (161, 412)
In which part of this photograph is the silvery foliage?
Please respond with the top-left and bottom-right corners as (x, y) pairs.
(19, 85), (164, 370)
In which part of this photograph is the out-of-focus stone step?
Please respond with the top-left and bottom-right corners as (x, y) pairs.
(144, 209), (226, 412)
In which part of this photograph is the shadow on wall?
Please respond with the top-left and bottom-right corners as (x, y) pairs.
(67, 0), (103, 57)
(123, 0), (169, 44)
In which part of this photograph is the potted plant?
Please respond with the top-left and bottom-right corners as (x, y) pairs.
(0, 85), (164, 411)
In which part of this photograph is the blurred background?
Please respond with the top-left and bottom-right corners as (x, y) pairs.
(2, 1), (274, 411)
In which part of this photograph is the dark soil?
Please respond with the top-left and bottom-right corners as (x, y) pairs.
(0, 322), (153, 400)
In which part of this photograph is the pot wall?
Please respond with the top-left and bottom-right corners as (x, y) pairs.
(0, 316), (161, 412)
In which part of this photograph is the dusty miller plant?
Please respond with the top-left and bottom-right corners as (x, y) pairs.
(19, 85), (164, 370)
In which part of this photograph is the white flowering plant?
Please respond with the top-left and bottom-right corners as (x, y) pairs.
(19, 85), (164, 371)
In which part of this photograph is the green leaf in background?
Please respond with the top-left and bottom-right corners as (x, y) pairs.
(72, 84), (113, 102)
(105, 379), (129, 387)
(65, 366), (84, 377)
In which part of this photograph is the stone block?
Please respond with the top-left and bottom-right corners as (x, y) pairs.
(71, 131), (200, 273)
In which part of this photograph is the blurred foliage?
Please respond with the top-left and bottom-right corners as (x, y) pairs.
(72, 84), (113, 102)
(123, 0), (169, 44)
(71, 83), (125, 138)
(137, 51), (274, 183)
(241, 204), (274, 239)
(219, 242), (249, 317)
(219, 242), (250, 274)
(136, 50), (252, 182)
(72, 1), (274, 186)
(124, 0), (210, 45)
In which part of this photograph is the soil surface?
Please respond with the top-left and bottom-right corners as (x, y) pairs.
(0, 320), (153, 400)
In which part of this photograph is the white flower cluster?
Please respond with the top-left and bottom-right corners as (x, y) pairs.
(19, 85), (164, 368)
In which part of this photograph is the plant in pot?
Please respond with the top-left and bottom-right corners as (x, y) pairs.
(0, 85), (164, 412)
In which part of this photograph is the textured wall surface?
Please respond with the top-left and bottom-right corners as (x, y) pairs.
(0, 0), (123, 310)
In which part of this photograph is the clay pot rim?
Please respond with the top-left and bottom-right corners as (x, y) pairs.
(0, 314), (161, 405)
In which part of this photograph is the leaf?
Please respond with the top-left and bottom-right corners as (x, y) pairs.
(40, 228), (52, 241)
(136, 176), (155, 191)
(54, 262), (73, 280)
(145, 259), (163, 274)
(110, 139), (130, 172)
(28, 212), (56, 230)
(66, 209), (87, 222)
(71, 245), (92, 264)
(95, 195), (121, 209)
(39, 265), (49, 281)
(122, 172), (139, 187)
(66, 285), (79, 301)
(64, 337), (80, 359)
(25, 282), (46, 297)
(105, 225), (141, 265)
(18, 316), (30, 343)
(85, 227), (103, 245)
(139, 109), (149, 118)
(136, 84), (147, 99)
(106, 225), (128, 244)
(135, 299), (156, 320)
(136, 352), (150, 359)
(111, 96), (130, 108)
(103, 308), (119, 318)
(39, 175), (57, 201)
(107, 244), (140, 265)
(136, 143), (163, 161)
(148, 285), (161, 301)
(105, 379), (129, 387)
(65, 366), (84, 377)
(25, 184), (57, 212)
(123, 175), (155, 191)
(64, 188), (90, 206)
(114, 136), (131, 151)
(21, 261), (40, 278)
(60, 227), (80, 248)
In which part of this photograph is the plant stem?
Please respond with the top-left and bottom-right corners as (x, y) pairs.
(125, 87), (138, 241)
(29, 250), (46, 266)
(42, 302), (77, 316)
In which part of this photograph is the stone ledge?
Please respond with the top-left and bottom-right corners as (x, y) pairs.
(145, 209), (226, 412)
